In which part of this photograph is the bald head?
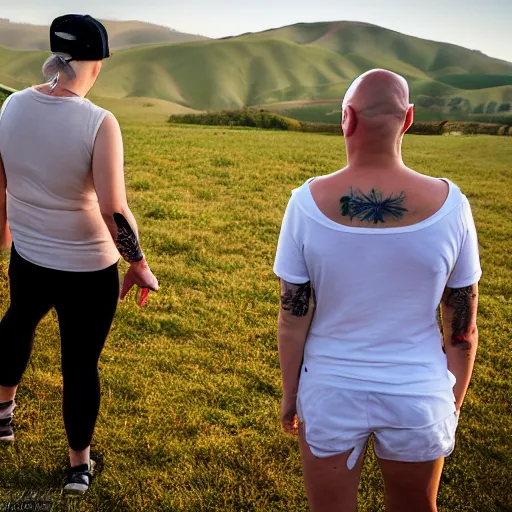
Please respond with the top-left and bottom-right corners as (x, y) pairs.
(342, 69), (410, 119)
(341, 69), (414, 160)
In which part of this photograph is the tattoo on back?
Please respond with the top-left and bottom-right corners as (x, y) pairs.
(281, 281), (312, 317)
(443, 286), (475, 350)
(340, 188), (408, 224)
(113, 213), (144, 263)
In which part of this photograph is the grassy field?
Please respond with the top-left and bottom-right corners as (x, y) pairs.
(0, 120), (511, 511)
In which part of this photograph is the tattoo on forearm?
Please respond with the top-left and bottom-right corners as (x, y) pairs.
(443, 286), (476, 350)
(113, 213), (144, 263)
(340, 188), (408, 224)
(281, 281), (312, 317)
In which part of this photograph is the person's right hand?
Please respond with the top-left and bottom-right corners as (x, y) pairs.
(120, 257), (159, 302)
(0, 226), (12, 251)
(281, 394), (299, 436)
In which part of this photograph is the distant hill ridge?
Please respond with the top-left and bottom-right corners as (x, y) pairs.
(0, 18), (207, 51)
(0, 20), (511, 122)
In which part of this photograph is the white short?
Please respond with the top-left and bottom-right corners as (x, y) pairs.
(297, 381), (459, 470)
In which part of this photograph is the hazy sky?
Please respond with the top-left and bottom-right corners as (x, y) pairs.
(2, 0), (511, 62)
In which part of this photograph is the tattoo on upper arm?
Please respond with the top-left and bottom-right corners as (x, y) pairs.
(443, 286), (476, 350)
(280, 281), (312, 317)
(340, 188), (408, 224)
(436, 305), (444, 338)
(113, 213), (143, 263)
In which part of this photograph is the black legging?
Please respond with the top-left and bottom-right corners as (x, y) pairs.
(0, 246), (119, 451)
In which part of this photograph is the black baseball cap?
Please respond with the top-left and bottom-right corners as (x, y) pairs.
(50, 14), (110, 61)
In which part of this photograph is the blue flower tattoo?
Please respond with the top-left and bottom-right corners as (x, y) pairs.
(340, 188), (408, 224)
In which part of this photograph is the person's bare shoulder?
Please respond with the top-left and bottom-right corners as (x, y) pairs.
(402, 169), (450, 215)
(98, 111), (120, 134)
(407, 170), (449, 197)
(309, 167), (349, 194)
(93, 111), (122, 153)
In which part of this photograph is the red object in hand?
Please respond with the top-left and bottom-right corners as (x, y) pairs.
(136, 287), (150, 307)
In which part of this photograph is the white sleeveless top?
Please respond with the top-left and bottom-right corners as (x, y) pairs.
(274, 178), (482, 395)
(0, 88), (119, 271)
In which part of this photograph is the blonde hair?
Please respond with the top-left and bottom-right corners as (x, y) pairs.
(42, 53), (76, 92)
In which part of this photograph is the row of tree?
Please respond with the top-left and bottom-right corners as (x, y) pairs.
(416, 96), (511, 114)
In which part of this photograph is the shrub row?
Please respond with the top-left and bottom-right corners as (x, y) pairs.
(441, 121), (511, 136)
(407, 122), (446, 135)
(407, 121), (512, 136)
(168, 109), (344, 134)
(169, 110), (512, 136)
(169, 109), (338, 133)
(168, 110), (292, 130)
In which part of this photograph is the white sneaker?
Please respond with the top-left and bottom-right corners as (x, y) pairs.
(64, 460), (96, 495)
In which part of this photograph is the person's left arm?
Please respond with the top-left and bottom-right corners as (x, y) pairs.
(0, 154), (11, 249)
(441, 283), (479, 413)
(278, 279), (315, 434)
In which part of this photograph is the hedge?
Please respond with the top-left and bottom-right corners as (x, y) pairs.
(169, 109), (512, 136)
(441, 121), (505, 135)
(168, 110), (293, 130)
(408, 122), (445, 135)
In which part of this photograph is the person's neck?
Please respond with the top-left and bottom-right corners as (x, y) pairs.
(49, 79), (90, 98)
(346, 141), (404, 169)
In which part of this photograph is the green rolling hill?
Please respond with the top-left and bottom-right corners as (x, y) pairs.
(1, 20), (511, 122)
